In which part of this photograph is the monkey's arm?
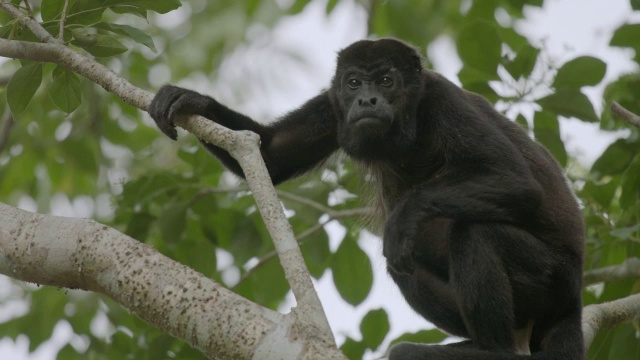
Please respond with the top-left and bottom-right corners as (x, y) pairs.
(149, 85), (339, 184)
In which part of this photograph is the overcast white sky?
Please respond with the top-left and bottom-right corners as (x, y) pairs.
(1, 0), (639, 358)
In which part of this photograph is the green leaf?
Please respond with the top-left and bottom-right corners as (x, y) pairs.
(110, 4), (147, 18)
(591, 139), (640, 176)
(159, 200), (189, 244)
(515, 114), (529, 130)
(582, 179), (618, 208)
(288, 0), (311, 14)
(601, 73), (640, 130)
(340, 337), (367, 360)
(118, 173), (182, 208)
(65, 0), (106, 26)
(360, 308), (390, 350)
(610, 23), (640, 49)
(457, 20), (502, 76)
(331, 233), (373, 306)
(457, 68), (500, 102)
(71, 33), (127, 57)
(130, 0), (182, 14)
(94, 23), (156, 51)
(389, 329), (449, 347)
(234, 256), (289, 309)
(619, 154), (640, 209)
(125, 212), (156, 240)
(60, 137), (100, 174)
(537, 89), (598, 122)
(533, 111), (567, 166)
(553, 56), (607, 89)
(326, 0), (339, 13)
(107, 0), (182, 15)
(6, 62), (42, 117)
(58, 344), (85, 359)
(608, 325), (640, 359)
(633, 0), (640, 10)
(49, 66), (82, 113)
(466, 0), (499, 19)
(175, 235), (217, 277)
(300, 227), (331, 279)
(42, 0), (75, 21)
(498, 27), (529, 50)
(0, 288), (68, 350)
(245, 0), (261, 16)
(611, 23), (640, 63)
(111, 329), (136, 354)
(147, 335), (176, 360)
(504, 45), (539, 80)
(228, 215), (268, 265)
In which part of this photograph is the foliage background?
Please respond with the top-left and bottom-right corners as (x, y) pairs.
(0, 0), (639, 359)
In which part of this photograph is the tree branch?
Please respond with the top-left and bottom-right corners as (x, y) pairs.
(0, 109), (14, 153)
(58, 0), (71, 41)
(276, 189), (372, 218)
(611, 101), (640, 128)
(0, 203), (291, 359)
(582, 293), (640, 349)
(235, 217), (333, 290)
(584, 258), (640, 286)
(0, 2), (336, 349)
(0, 2), (63, 44)
(22, 0), (33, 16)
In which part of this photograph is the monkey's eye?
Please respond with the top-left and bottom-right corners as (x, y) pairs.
(348, 78), (362, 89)
(379, 76), (394, 87)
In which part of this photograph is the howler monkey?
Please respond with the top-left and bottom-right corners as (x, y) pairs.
(149, 38), (585, 360)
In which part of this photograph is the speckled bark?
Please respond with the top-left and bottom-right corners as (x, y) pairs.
(0, 203), (346, 359)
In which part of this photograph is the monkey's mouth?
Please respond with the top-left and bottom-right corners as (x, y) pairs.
(352, 116), (390, 130)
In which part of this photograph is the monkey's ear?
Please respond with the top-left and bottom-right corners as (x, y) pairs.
(412, 54), (423, 72)
(404, 43), (424, 72)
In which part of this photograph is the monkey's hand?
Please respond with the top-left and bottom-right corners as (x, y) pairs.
(149, 85), (214, 140)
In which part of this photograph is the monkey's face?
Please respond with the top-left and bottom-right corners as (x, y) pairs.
(331, 39), (424, 162)
(342, 68), (398, 131)
(335, 67), (401, 158)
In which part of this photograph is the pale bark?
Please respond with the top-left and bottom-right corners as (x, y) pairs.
(582, 293), (640, 349)
(584, 257), (640, 286)
(611, 101), (640, 128)
(0, 203), (346, 360)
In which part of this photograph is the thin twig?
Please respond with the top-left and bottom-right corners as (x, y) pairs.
(22, 0), (33, 16)
(276, 189), (333, 213)
(232, 200), (370, 289)
(276, 189), (372, 218)
(0, 2), (62, 44)
(584, 257), (640, 286)
(611, 101), (640, 128)
(231, 202), (370, 289)
(58, 0), (71, 41)
(0, 109), (14, 153)
(233, 217), (332, 289)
